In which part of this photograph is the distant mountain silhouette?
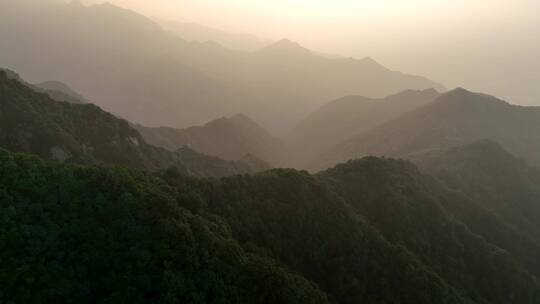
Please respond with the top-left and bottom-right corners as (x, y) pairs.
(162, 20), (268, 51)
(0, 0), (444, 132)
(34, 80), (89, 104)
(311, 88), (540, 171)
(1, 68), (87, 104)
(257, 39), (314, 57)
(0, 70), (266, 177)
(136, 113), (289, 166)
(287, 88), (440, 163)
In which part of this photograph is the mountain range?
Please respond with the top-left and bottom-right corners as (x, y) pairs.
(2, 68), (88, 104)
(161, 20), (269, 51)
(135, 113), (289, 166)
(3, 1), (540, 303)
(3, 138), (540, 303)
(0, 70), (267, 177)
(310, 88), (540, 171)
(0, 0), (444, 132)
(287, 88), (440, 163)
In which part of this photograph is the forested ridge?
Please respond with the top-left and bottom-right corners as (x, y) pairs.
(2, 145), (540, 303)
(2, 2), (539, 303)
(0, 71), (267, 177)
(0, 149), (328, 303)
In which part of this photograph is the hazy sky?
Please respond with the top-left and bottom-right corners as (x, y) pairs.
(82, 0), (540, 105)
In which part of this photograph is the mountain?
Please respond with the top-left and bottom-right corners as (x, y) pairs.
(257, 38), (314, 57)
(0, 0), (242, 129)
(0, 70), (266, 177)
(415, 140), (540, 242)
(318, 157), (540, 303)
(0, 148), (329, 304)
(161, 20), (268, 51)
(411, 140), (540, 276)
(3, 146), (540, 303)
(287, 88), (440, 162)
(0, 0), (444, 132)
(34, 80), (89, 104)
(311, 88), (540, 171)
(135, 114), (289, 166)
(1, 68), (87, 104)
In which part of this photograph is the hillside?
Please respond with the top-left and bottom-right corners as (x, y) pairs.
(0, 70), (265, 177)
(0, 0), (444, 132)
(288, 88), (440, 161)
(3, 147), (540, 303)
(136, 114), (289, 166)
(410, 140), (540, 275)
(415, 140), (540, 242)
(2, 68), (87, 104)
(319, 157), (540, 303)
(311, 88), (540, 171)
(0, 148), (329, 304)
(34, 80), (89, 104)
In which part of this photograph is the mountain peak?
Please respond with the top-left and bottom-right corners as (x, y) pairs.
(0, 68), (21, 81)
(230, 113), (254, 123)
(259, 38), (312, 56)
(349, 56), (389, 71)
(204, 113), (257, 129)
(437, 87), (480, 103)
(448, 87), (471, 94)
(272, 38), (301, 47)
(423, 88), (440, 95)
(439, 87), (509, 107)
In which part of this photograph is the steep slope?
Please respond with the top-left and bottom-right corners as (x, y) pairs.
(415, 140), (540, 242)
(1, 68), (87, 104)
(34, 80), (89, 104)
(136, 114), (289, 166)
(412, 140), (540, 275)
(0, 70), (264, 177)
(0, 0), (444, 131)
(319, 158), (540, 303)
(3, 145), (540, 303)
(184, 168), (471, 304)
(288, 88), (440, 161)
(312, 88), (540, 170)
(0, 149), (329, 304)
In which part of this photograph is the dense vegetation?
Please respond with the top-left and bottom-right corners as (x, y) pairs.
(0, 149), (328, 303)
(0, 71), (267, 177)
(320, 157), (540, 303)
(2, 144), (540, 303)
(415, 140), (540, 276)
(2, 3), (539, 304)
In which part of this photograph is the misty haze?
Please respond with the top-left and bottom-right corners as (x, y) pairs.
(1, 0), (540, 303)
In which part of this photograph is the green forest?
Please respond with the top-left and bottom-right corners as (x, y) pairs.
(2, 3), (540, 302)
(2, 146), (540, 303)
